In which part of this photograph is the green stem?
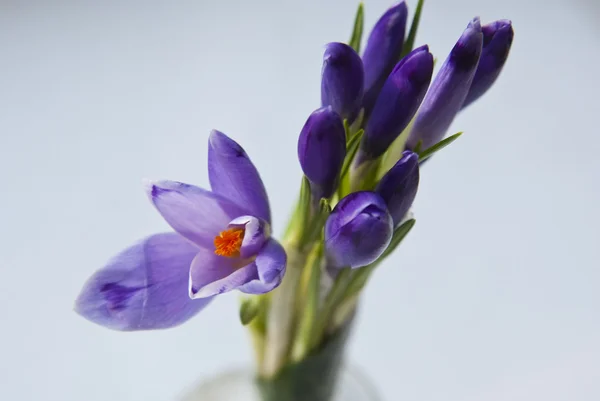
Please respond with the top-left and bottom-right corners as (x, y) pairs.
(310, 267), (352, 350)
(290, 242), (323, 362)
(261, 243), (307, 378)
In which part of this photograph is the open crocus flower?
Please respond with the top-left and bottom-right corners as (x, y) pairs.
(75, 130), (286, 330)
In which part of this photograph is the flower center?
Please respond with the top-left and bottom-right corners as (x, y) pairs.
(214, 227), (245, 257)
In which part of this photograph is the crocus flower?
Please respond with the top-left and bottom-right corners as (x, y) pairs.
(375, 150), (419, 226)
(406, 18), (483, 151)
(361, 1), (408, 115)
(358, 45), (433, 163)
(298, 107), (346, 200)
(325, 191), (393, 269)
(321, 42), (364, 121)
(462, 20), (514, 109)
(75, 130), (286, 331)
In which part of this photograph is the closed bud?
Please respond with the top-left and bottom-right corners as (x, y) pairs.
(407, 17), (483, 150)
(321, 42), (365, 121)
(462, 20), (514, 109)
(359, 45), (433, 161)
(375, 150), (419, 226)
(361, 1), (408, 114)
(297, 107), (346, 199)
(325, 191), (393, 269)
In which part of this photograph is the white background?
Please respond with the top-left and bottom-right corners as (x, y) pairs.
(1, 0), (599, 400)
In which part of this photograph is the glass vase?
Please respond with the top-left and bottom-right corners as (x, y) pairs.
(180, 319), (380, 401)
(181, 366), (380, 401)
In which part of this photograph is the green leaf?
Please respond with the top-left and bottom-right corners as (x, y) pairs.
(418, 132), (463, 162)
(343, 267), (372, 298)
(283, 176), (312, 242)
(298, 176), (312, 222)
(400, 0), (425, 59)
(337, 129), (364, 198)
(240, 297), (260, 326)
(380, 218), (416, 259)
(348, 2), (364, 53)
(343, 219), (417, 299)
(340, 129), (363, 181)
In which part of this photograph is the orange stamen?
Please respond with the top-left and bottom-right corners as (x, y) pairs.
(214, 227), (245, 257)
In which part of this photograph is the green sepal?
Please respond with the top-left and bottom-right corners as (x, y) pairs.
(239, 297), (260, 326)
(400, 0), (425, 59)
(301, 199), (331, 247)
(348, 108), (364, 137)
(418, 132), (463, 162)
(343, 119), (351, 142)
(412, 139), (423, 154)
(348, 2), (364, 53)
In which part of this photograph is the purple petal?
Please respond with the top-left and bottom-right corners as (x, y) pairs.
(146, 180), (249, 249)
(238, 239), (287, 295)
(325, 192), (393, 269)
(189, 248), (257, 299)
(208, 130), (271, 224)
(376, 150), (420, 226)
(321, 42), (365, 120)
(360, 45), (433, 160)
(228, 215), (271, 259)
(362, 2), (409, 115)
(74, 233), (212, 331)
(462, 20), (514, 109)
(407, 17), (483, 150)
(297, 107), (347, 199)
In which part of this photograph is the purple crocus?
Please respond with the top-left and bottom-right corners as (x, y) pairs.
(406, 17), (483, 151)
(358, 45), (433, 162)
(361, 1), (409, 115)
(375, 150), (419, 226)
(75, 130), (286, 331)
(321, 42), (364, 121)
(462, 20), (514, 109)
(325, 191), (393, 269)
(298, 107), (346, 200)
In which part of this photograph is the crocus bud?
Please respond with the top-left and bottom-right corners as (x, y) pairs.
(321, 42), (365, 121)
(297, 107), (346, 199)
(462, 20), (514, 109)
(375, 150), (419, 226)
(359, 46), (433, 161)
(406, 18), (483, 151)
(362, 2), (408, 115)
(325, 191), (393, 269)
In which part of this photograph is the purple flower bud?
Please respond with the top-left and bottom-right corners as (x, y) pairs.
(362, 2), (408, 115)
(360, 45), (433, 160)
(325, 191), (393, 269)
(297, 107), (346, 199)
(407, 18), (483, 151)
(462, 20), (514, 109)
(375, 150), (419, 226)
(321, 42), (365, 121)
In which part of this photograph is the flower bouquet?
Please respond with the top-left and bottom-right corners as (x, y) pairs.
(75, 1), (513, 400)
